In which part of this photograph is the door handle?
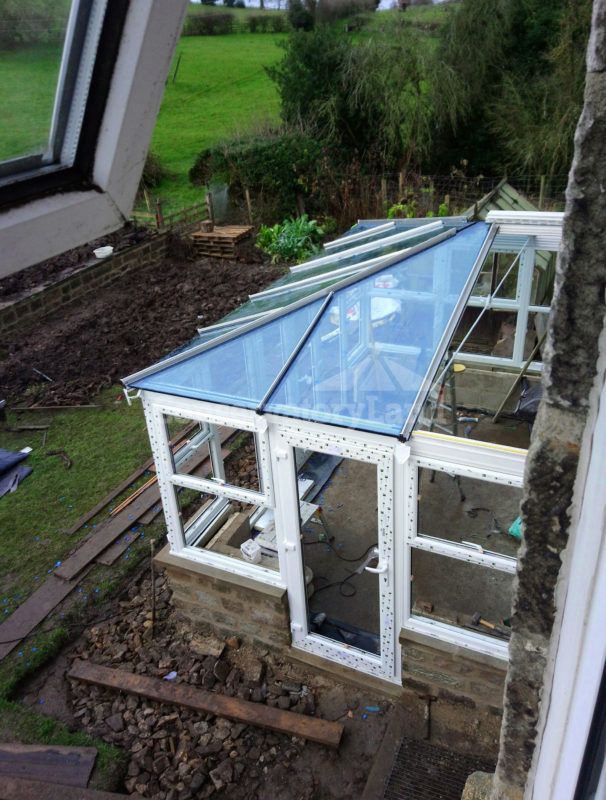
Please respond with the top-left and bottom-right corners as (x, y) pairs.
(363, 546), (388, 574)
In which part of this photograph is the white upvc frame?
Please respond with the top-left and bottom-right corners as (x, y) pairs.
(141, 390), (285, 589)
(0, 0), (189, 276)
(267, 413), (401, 683)
(400, 431), (527, 662)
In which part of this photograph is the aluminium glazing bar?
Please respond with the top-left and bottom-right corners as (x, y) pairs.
(323, 221), (396, 251)
(290, 221), (444, 274)
(249, 242), (418, 302)
(196, 310), (268, 336)
(256, 292), (335, 413)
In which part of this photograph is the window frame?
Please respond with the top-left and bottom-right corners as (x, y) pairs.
(0, 0), (189, 277)
(141, 391), (283, 588)
(402, 431), (527, 661)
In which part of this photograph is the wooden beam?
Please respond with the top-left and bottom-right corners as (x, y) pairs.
(0, 777), (137, 800)
(0, 568), (91, 662)
(0, 744), (97, 788)
(69, 660), (344, 749)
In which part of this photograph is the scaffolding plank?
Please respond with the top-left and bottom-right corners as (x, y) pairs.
(0, 777), (135, 800)
(0, 744), (97, 788)
(69, 660), (344, 749)
(0, 569), (91, 662)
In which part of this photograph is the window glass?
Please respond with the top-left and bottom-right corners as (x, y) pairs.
(411, 548), (514, 641)
(417, 467), (522, 559)
(0, 1), (72, 163)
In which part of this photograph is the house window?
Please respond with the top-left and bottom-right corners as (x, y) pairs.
(0, 0), (189, 275)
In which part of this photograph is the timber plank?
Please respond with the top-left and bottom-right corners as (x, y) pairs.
(0, 569), (91, 662)
(0, 743), (96, 787)
(0, 777), (137, 800)
(69, 660), (344, 749)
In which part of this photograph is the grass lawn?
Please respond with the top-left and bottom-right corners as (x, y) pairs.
(149, 33), (283, 210)
(0, 388), (151, 610)
(0, 44), (64, 163)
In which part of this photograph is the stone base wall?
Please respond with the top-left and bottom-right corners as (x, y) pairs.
(155, 546), (291, 652)
(400, 630), (507, 711)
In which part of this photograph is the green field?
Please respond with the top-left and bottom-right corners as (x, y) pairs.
(149, 33), (283, 209)
(0, 3), (455, 210)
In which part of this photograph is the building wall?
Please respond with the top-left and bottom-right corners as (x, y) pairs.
(491, 5), (606, 797)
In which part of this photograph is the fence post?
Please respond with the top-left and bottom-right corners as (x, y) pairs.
(381, 177), (388, 210)
(155, 198), (164, 230)
(244, 188), (253, 225)
(538, 175), (546, 210)
(206, 191), (215, 225)
(398, 171), (405, 198)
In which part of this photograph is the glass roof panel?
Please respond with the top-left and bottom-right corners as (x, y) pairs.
(130, 299), (324, 408)
(265, 223), (490, 435)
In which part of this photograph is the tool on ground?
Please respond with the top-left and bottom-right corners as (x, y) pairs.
(471, 611), (509, 637)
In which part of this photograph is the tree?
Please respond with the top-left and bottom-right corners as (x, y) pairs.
(287, 0), (315, 29)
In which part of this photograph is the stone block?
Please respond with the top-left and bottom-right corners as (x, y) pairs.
(462, 771), (494, 800)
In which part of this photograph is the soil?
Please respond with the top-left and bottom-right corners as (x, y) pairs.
(0, 237), (283, 405)
(20, 568), (392, 800)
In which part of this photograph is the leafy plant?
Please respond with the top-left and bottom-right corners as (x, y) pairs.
(256, 214), (324, 263)
(387, 200), (417, 219)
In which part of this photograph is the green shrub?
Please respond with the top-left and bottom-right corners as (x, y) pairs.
(183, 12), (234, 36)
(256, 215), (324, 263)
(190, 131), (324, 219)
(248, 15), (270, 33)
(0, 0), (71, 47)
(270, 15), (288, 33)
(287, 0), (315, 31)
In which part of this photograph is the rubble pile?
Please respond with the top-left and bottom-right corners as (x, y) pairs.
(67, 573), (314, 799)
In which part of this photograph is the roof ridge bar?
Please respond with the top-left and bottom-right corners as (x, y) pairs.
(122, 226), (457, 387)
(397, 223), (499, 442)
(256, 292), (335, 414)
(289, 220), (444, 275)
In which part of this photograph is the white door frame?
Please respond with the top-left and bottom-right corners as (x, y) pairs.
(268, 416), (401, 683)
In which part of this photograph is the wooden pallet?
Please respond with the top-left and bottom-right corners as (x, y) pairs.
(190, 225), (253, 259)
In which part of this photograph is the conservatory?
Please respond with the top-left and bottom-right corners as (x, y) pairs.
(123, 210), (562, 686)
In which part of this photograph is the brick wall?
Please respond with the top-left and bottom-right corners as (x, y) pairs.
(155, 546), (291, 652)
(0, 221), (200, 337)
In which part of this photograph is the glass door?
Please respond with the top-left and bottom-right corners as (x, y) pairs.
(270, 424), (398, 683)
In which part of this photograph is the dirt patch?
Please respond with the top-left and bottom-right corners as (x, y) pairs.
(21, 569), (391, 800)
(0, 245), (282, 405)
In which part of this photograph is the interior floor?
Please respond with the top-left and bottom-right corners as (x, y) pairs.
(299, 457), (381, 652)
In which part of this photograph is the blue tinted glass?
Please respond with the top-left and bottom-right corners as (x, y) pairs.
(131, 299), (324, 407)
(265, 223), (489, 435)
